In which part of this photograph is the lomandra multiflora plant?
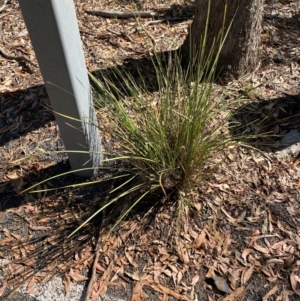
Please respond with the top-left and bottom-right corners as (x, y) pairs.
(22, 2), (246, 236)
(66, 5), (242, 236)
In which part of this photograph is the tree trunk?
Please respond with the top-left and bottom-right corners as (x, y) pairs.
(180, 0), (264, 79)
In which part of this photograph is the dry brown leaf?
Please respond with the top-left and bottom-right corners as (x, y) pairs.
(38, 217), (52, 223)
(248, 254), (261, 267)
(93, 280), (107, 300)
(290, 272), (300, 296)
(131, 281), (143, 301)
(22, 204), (38, 214)
(262, 216), (268, 234)
(237, 210), (247, 223)
(295, 235), (300, 247)
(263, 285), (279, 301)
(227, 271), (238, 290)
(176, 247), (189, 264)
(218, 264), (229, 276)
(25, 276), (38, 295)
(23, 258), (35, 267)
(26, 244), (35, 252)
(271, 239), (289, 250)
(125, 271), (140, 281)
(222, 231), (232, 255)
(64, 274), (71, 295)
(29, 225), (52, 231)
(69, 268), (88, 282)
(206, 267), (215, 278)
(162, 269), (172, 277)
(20, 246), (27, 258)
(191, 274), (200, 286)
(253, 243), (269, 254)
(242, 265), (254, 285)
(221, 286), (245, 301)
(266, 258), (284, 265)
(221, 208), (237, 224)
(282, 288), (294, 301)
(153, 269), (161, 284)
(188, 228), (199, 239)
(241, 249), (254, 262)
(261, 268), (273, 278)
(96, 263), (106, 272)
(277, 220), (293, 236)
(0, 237), (14, 244)
(6, 170), (20, 180)
(150, 282), (190, 300)
(248, 230), (260, 246)
(177, 271), (183, 284)
(168, 264), (178, 273)
(111, 266), (124, 283)
(26, 276), (36, 294)
(0, 282), (7, 297)
(125, 249), (139, 267)
(97, 261), (114, 298)
(186, 229), (206, 249)
(10, 263), (25, 275)
(91, 288), (99, 301)
(2, 228), (10, 237)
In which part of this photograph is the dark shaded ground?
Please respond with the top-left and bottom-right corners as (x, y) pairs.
(230, 93), (300, 152)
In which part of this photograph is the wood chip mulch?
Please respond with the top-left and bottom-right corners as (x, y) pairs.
(0, 0), (300, 300)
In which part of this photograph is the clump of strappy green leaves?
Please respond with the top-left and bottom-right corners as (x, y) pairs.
(71, 37), (240, 234)
(21, 6), (252, 236)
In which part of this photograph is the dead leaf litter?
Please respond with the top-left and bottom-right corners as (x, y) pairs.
(1, 0), (300, 300)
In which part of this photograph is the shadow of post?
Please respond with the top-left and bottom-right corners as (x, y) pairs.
(0, 50), (173, 219)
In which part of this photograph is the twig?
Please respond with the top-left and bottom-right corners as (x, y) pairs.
(85, 9), (157, 19)
(84, 230), (102, 301)
(79, 29), (110, 40)
(129, 17), (189, 34)
(129, 19), (165, 34)
(0, 0), (9, 13)
(106, 27), (122, 36)
(0, 46), (38, 67)
(106, 28), (135, 43)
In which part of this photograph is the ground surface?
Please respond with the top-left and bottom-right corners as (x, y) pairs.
(1, 0), (300, 300)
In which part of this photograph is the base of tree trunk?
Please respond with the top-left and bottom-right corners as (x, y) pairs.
(179, 0), (264, 79)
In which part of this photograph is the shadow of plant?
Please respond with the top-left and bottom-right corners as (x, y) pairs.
(229, 93), (300, 152)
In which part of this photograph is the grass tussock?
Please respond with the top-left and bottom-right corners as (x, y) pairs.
(79, 45), (244, 235)
(21, 5), (251, 236)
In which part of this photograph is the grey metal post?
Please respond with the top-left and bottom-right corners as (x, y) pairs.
(18, 0), (102, 177)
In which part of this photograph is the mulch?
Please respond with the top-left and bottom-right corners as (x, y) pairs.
(1, 0), (300, 300)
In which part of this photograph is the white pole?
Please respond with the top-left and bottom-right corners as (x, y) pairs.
(18, 0), (102, 177)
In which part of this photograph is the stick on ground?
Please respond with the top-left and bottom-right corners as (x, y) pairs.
(0, 46), (38, 67)
(85, 9), (157, 19)
(84, 231), (102, 301)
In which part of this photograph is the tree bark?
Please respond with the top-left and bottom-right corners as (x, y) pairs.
(180, 0), (264, 79)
